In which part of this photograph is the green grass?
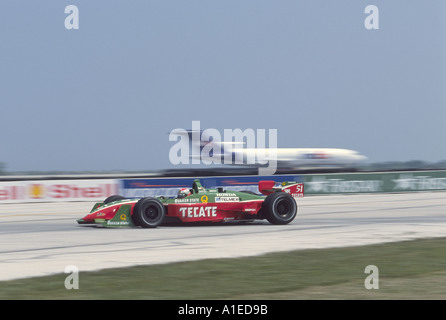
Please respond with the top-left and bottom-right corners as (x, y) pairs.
(1, 237), (446, 299)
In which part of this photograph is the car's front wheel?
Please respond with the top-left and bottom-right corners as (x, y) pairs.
(132, 197), (166, 228)
(103, 195), (126, 204)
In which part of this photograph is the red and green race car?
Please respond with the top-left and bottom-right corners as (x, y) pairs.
(77, 179), (304, 228)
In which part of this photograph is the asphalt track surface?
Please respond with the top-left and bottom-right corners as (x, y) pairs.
(1, 192), (445, 281)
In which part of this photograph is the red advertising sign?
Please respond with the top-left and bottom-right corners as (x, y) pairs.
(0, 180), (119, 203)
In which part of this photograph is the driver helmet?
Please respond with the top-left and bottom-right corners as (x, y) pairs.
(177, 188), (191, 199)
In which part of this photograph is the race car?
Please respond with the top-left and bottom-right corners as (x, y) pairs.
(77, 179), (304, 228)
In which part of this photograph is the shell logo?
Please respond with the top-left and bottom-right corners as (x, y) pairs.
(29, 184), (45, 199)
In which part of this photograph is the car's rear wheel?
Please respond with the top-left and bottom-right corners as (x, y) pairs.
(132, 197), (166, 228)
(262, 192), (297, 225)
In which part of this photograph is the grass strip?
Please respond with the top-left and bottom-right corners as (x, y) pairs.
(1, 237), (446, 299)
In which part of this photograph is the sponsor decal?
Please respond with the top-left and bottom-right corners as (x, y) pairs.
(216, 193), (237, 197)
(392, 174), (446, 190)
(179, 206), (217, 218)
(174, 198), (200, 203)
(215, 197), (239, 202)
(304, 152), (330, 160)
(0, 180), (118, 203)
(306, 176), (383, 193)
(200, 195), (208, 203)
(282, 184), (304, 198)
(29, 184), (45, 199)
(50, 184), (113, 199)
(105, 220), (130, 226)
(0, 186), (22, 201)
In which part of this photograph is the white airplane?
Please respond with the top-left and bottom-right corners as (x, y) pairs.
(216, 147), (368, 168)
(169, 128), (368, 169)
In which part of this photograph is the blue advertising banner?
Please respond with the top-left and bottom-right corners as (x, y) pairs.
(120, 175), (304, 198)
(120, 170), (446, 198)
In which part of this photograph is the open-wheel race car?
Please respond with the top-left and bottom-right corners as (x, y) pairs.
(77, 179), (304, 228)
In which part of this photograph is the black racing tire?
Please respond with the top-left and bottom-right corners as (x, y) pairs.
(132, 197), (166, 228)
(262, 192), (297, 225)
(103, 195), (126, 204)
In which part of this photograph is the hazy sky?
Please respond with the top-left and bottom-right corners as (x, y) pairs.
(1, 1), (445, 172)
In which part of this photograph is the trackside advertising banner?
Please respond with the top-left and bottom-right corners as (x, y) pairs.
(0, 179), (119, 203)
(119, 175), (303, 198)
(120, 170), (446, 198)
(0, 170), (444, 203)
(301, 170), (446, 194)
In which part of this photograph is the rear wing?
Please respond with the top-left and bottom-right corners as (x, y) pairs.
(258, 181), (304, 199)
